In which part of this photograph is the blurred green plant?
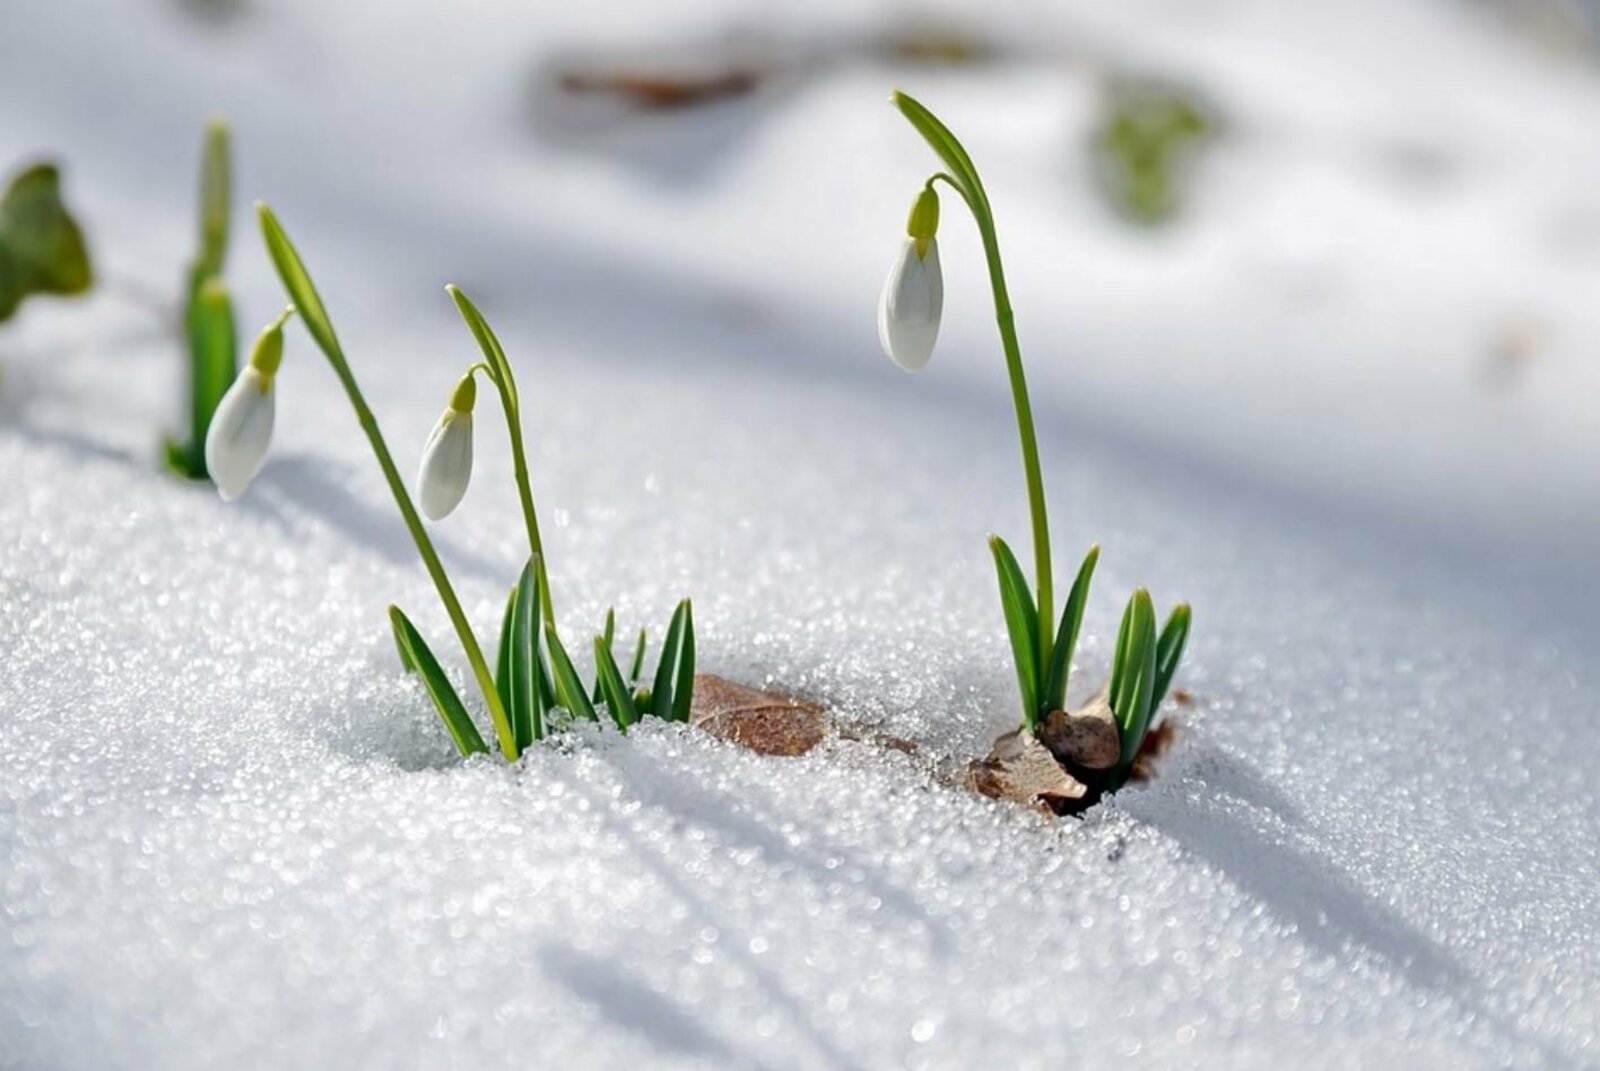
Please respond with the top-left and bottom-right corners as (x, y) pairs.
(206, 201), (696, 761)
(166, 120), (238, 480)
(0, 162), (92, 323)
(1092, 81), (1213, 226)
(879, 91), (1191, 790)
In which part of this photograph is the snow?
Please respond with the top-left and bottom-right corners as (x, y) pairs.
(3, 0), (1599, 1067)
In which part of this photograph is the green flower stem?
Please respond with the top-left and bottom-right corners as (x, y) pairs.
(902, 94), (1054, 682)
(448, 285), (556, 630)
(257, 204), (518, 760)
(353, 386), (516, 759)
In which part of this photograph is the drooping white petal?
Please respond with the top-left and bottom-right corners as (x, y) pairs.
(205, 366), (275, 501)
(877, 236), (943, 371)
(417, 409), (474, 521)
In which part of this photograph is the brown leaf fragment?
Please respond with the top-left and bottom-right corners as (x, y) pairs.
(1038, 696), (1121, 770)
(1129, 718), (1179, 784)
(556, 69), (763, 111)
(969, 729), (1087, 808)
(689, 674), (828, 756)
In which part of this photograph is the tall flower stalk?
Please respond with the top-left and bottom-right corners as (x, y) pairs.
(881, 91), (1190, 776)
(447, 284), (556, 630)
(254, 202), (516, 759)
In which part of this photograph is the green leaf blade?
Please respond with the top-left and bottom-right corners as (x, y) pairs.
(989, 535), (1040, 729)
(494, 583), (517, 711)
(890, 91), (988, 211)
(508, 558), (542, 749)
(593, 635), (638, 731)
(545, 625), (597, 722)
(1112, 590), (1159, 772)
(670, 601), (695, 724)
(447, 283), (518, 407)
(196, 119), (230, 277)
(256, 201), (340, 362)
(1043, 544), (1099, 712)
(650, 601), (687, 721)
(1153, 602), (1192, 710)
(628, 628), (648, 684)
(389, 606), (488, 757)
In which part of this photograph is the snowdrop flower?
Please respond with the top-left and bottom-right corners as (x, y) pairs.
(416, 371), (477, 521)
(878, 185), (943, 371)
(206, 306), (293, 501)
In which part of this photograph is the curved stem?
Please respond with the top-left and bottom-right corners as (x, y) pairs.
(974, 211), (1053, 682)
(256, 204), (518, 759)
(902, 103), (1055, 696)
(326, 367), (516, 759)
(448, 285), (556, 629)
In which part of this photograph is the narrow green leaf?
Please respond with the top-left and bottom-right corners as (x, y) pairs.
(544, 625), (596, 722)
(1113, 590), (1158, 772)
(189, 276), (237, 468)
(196, 119), (230, 277)
(256, 202), (340, 362)
(388, 605), (488, 757)
(1152, 602), (1192, 710)
(650, 601), (687, 720)
(670, 600), (695, 723)
(536, 645), (556, 717)
(593, 635), (638, 731)
(446, 284), (518, 408)
(628, 628), (648, 683)
(1108, 592), (1137, 717)
(494, 582), (517, 710)
(891, 91), (988, 211)
(508, 558), (540, 749)
(395, 619), (417, 673)
(989, 534), (1040, 728)
(591, 608), (616, 704)
(1043, 544), (1099, 711)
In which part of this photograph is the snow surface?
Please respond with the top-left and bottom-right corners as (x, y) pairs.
(3, 0), (1599, 1068)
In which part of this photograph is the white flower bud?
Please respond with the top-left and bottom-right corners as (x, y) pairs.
(204, 366), (275, 500)
(416, 373), (476, 521)
(878, 236), (943, 371)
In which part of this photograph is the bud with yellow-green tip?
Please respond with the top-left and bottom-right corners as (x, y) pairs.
(416, 369), (478, 521)
(878, 184), (944, 371)
(205, 306), (294, 500)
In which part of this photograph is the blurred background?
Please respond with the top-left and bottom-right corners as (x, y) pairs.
(4, 0), (1598, 582)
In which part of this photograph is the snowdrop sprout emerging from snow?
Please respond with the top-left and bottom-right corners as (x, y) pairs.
(878, 185), (943, 371)
(416, 370), (477, 521)
(204, 306), (293, 500)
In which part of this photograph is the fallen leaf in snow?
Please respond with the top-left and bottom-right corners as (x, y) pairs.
(689, 674), (828, 756)
(969, 728), (1088, 808)
(1039, 696), (1121, 770)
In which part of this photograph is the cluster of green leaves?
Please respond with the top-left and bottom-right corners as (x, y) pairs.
(1106, 592), (1190, 777)
(0, 162), (92, 323)
(167, 121), (238, 479)
(394, 564), (696, 757)
(992, 534), (1189, 782)
(1092, 80), (1213, 226)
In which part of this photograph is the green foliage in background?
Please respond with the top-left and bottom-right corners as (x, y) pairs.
(0, 163), (92, 323)
(1092, 81), (1214, 226)
(166, 120), (238, 480)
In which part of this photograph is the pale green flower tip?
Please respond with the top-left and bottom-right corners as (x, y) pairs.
(449, 370), (478, 413)
(247, 313), (289, 381)
(907, 185), (940, 242)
